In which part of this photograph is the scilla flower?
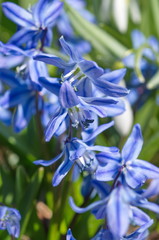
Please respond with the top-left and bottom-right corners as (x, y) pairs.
(0, 206), (21, 238)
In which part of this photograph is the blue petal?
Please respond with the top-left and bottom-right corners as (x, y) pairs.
(137, 199), (159, 214)
(83, 121), (114, 142)
(34, 54), (73, 69)
(81, 99), (125, 118)
(123, 54), (135, 68)
(107, 186), (130, 238)
(76, 77), (93, 97)
(28, 59), (48, 84)
(81, 97), (118, 106)
(68, 142), (86, 162)
(66, 229), (76, 240)
(0, 41), (26, 55)
(92, 78), (129, 97)
(101, 99), (125, 117)
(131, 159), (159, 179)
(59, 81), (80, 108)
(0, 68), (21, 87)
(13, 96), (36, 132)
(78, 59), (104, 79)
(0, 87), (32, 109)
(124, 167), (147, 188)
(131, 206), (151, 226)
(69, 197), (106, 214)
(81, 104), (109, 118)
(60, 36), (81, 62)
(54, 115), (68, 137)
(8, 29), (36, 46)
(53, 159), (73, 186)
(81, 113), (98, 144)
(45, 109), (68, 141)
(33, 0), (47, 26)
(0, 55), (24, 69)
(131, 30), (146, 49)
(2, 2), (34, 27)
(43, 2), (63, 27)
(142, 179), (159, 198)
(96, 152), (121, 164)
(99, 69), (126, 84)
(0, 107), (11, 126)
(91, 180), (111, 199)
(44, 27), (53, 47)
(33, 151), (64, 166)
(92, 205), (106, 219)
(122, 124), (143, 163)
(88, 145), (119, 153)
(38, 77), (61, 96)
(125, 220), (153, 240)
(148, 36), (159, 53)
(95, 162), (120, 181)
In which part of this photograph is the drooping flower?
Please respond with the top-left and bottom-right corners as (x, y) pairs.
(2, 0), (63, 48)
(0, 206), (21, 238)
(0, 67), (45, 132)
(95, 124), (159, 188)
(34, 121), (118, 186)
(69, 182), (158, 239)
(37, 76), (125, 141)
(34, 36), (128, 98)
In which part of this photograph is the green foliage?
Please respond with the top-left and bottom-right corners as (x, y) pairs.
(0, 0), (159, 239)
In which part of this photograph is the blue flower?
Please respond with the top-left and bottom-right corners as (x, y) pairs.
(123, 30), (159, 70)
(0, 107), (12, 126)
(66, 229), (76, 240)
(34, 36), (128, 98)
(0, 206), (21, 238)
(95, 124), (159, 188)
(2, 0), (63, 48)
(91, 219), (153, 240)
(0, 42), (51, 131)
(34, 126), (118, 186)
(56, 0), (95, 55)
(69, 182), (157, 239)
(0, 68), (44, 132)
(123, 30), (158, 107)
(37, 77), (125, 141)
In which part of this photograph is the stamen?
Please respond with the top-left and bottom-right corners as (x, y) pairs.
(62, 65), (86, 87)
(68, 107), (94, 129)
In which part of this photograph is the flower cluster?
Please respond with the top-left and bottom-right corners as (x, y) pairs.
(0, 0), (159, 239)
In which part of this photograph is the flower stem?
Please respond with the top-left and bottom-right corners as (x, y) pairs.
(35, 92), (49, 159)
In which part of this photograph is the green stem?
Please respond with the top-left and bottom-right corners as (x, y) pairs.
(35, 92), (49, 159)
(11, 235), (14, 240)
(47, 175), (71, 240)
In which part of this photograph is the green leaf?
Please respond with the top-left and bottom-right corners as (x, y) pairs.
(149, 0), (159, 38)
(64, 2), (127, 58)
(19, 0), (36, 8)
(15, 166), (29, 205)
(0, 123), (36, 163)
(147, 70), (159, 89)
(140, 132), (159, 162)
(0, 168), (14, 205)
(134, 48), (145, 83)
(19, 168), (44, 237)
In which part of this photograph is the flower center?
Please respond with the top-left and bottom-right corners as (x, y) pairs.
(76, 151), (97, 172)
(61, 65), (86, 90)
(68, 107), (94, 128)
